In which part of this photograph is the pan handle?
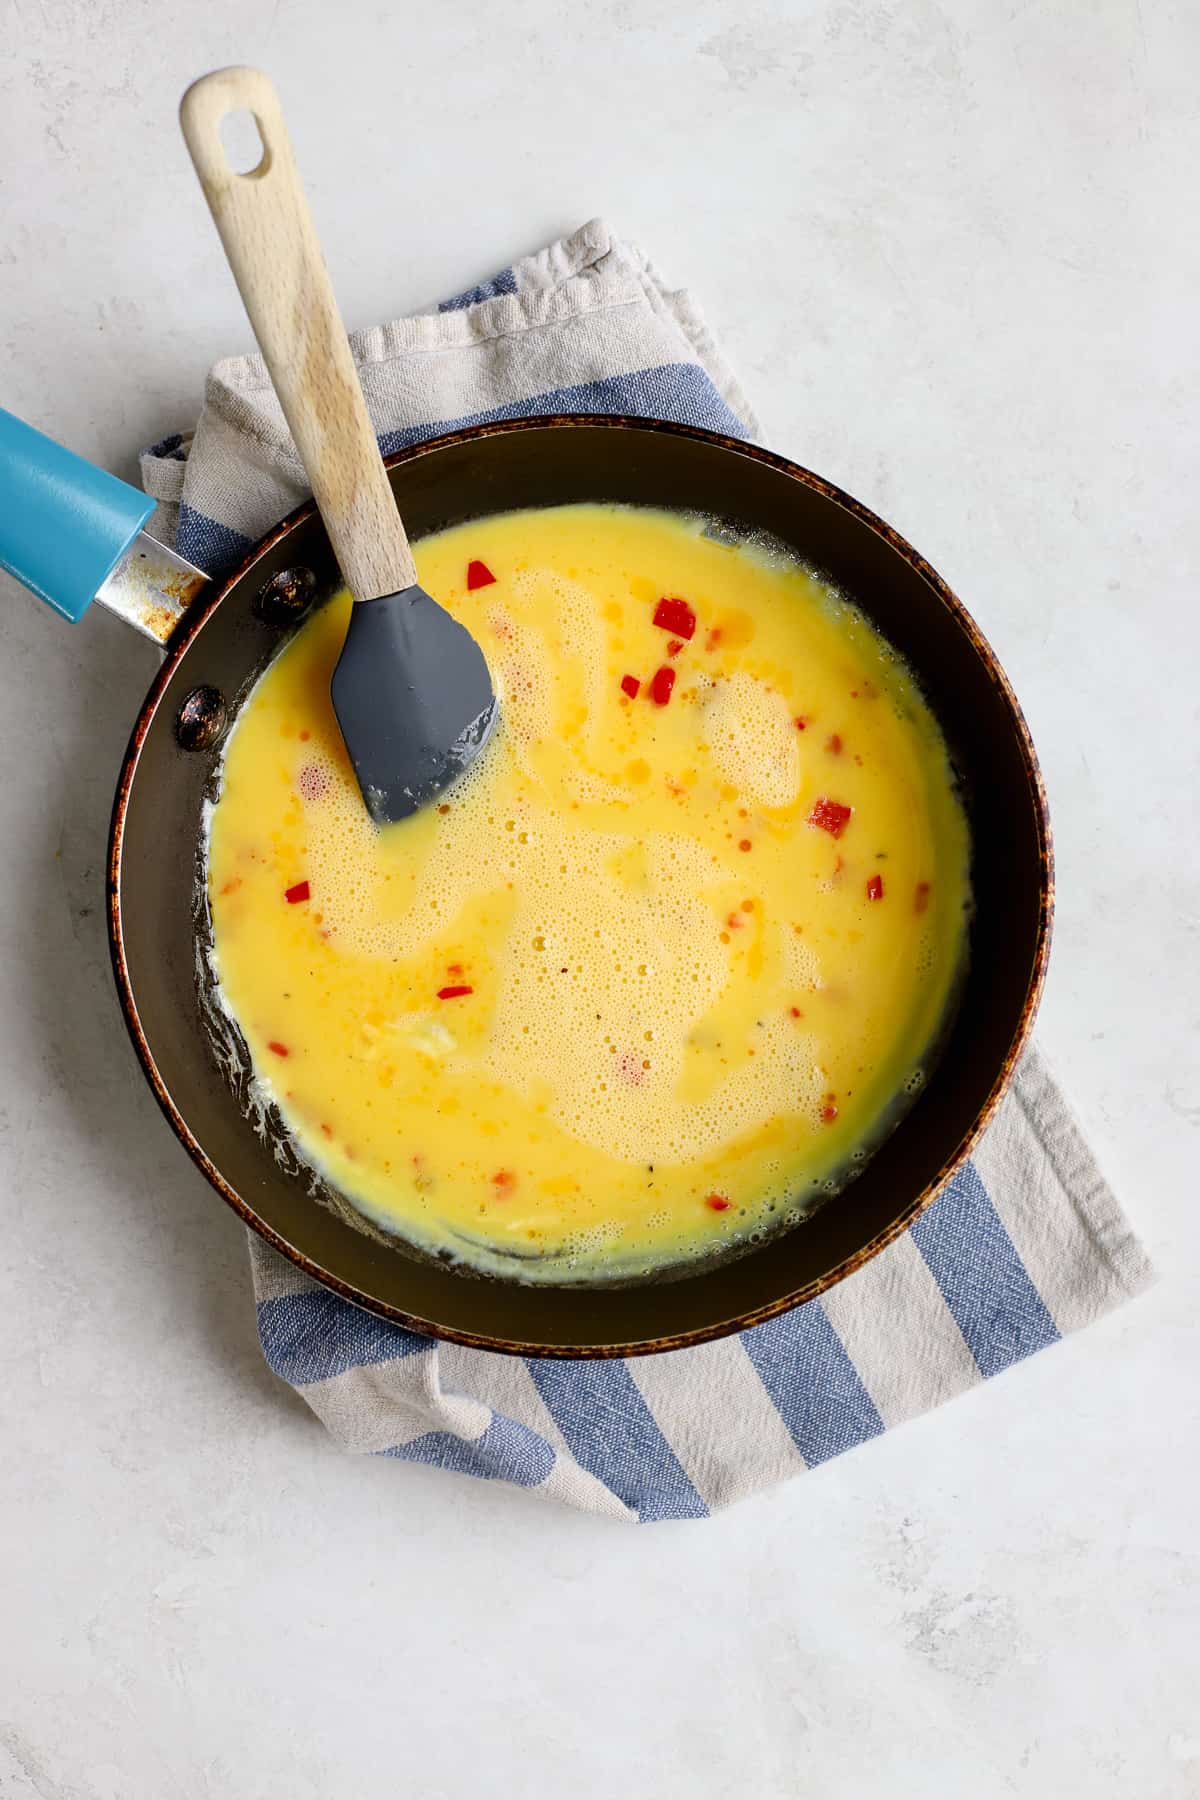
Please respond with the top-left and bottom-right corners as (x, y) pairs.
(0, 407), (155, 622)
(0, 407), (207, 644)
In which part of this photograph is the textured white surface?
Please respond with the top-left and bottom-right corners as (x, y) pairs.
(0, 1), (1196, 1794)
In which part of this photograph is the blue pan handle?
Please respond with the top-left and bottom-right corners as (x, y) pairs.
(0, 407), (155, 623)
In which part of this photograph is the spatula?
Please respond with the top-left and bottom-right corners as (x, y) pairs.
(180, 67), (496, 823)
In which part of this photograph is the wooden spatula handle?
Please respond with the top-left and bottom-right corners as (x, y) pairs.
(180, 67), (417, 599)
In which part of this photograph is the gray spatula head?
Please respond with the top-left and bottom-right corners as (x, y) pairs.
(330, 583), (497, 825)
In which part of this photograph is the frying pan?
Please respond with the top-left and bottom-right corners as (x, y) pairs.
(83, 414), (1048, 1356)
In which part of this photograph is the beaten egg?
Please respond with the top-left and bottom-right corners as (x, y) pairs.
(205, 504), (970, 1280)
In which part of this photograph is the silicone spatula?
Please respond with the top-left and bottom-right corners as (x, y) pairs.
(180, 67), (496, 823)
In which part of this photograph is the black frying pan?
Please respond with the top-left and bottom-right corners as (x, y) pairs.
(104, 415), (1052, 1356)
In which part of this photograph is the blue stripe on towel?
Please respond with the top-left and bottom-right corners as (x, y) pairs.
(438, 266), (519, 312)
(383, 1413), (554, 1487)
(910, 1161), (1060, 1376)
(176, 504), (253, 576)
(146, 431), (188, 462)
(257, 1289), (428, 1385)
(741, 1301), (885, 1466)
(527, 1359), (707, 1521)
(376, 363), (746, 457)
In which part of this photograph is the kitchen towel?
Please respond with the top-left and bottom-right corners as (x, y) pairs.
(141, 219), (1152, 1521)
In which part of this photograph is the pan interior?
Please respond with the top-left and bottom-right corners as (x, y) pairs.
(199, 501), (972, 1291)
(111, 421), (1049, 1354)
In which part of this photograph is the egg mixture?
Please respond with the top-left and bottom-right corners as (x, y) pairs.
(205, 504), (970, 1281)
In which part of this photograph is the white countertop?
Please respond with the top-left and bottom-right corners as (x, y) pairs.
(1, 3), (1196, 1794)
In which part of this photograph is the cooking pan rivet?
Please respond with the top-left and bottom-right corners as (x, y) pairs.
(176, 685), (228, 751)
(255, 565), (317, 625)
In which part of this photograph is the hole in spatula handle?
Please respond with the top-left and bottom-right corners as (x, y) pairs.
(219, 108), (269, 177)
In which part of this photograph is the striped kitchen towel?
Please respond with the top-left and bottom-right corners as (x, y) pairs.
(141, 219), (1152, 1521)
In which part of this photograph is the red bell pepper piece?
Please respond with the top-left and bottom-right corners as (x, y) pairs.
(649, 666), (676, 706)
(653, 596), (696, 640)
(807, 798), (852, 838)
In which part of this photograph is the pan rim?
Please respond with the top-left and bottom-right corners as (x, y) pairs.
(107, 413), (1054, 1358)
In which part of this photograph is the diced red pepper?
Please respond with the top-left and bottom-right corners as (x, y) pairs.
(705, 1193), (731, 1212)
(267, 1040), (289, 1057)
(649, 666), (676, 706)
(491, 1169), (516, 1193)
(793, 715), (808, 731)
(808, 797), (852, 839)
(620, 674), (640, 700)
(826, 733), (843, 755)
(284, 880), (310, 904)
(820, 1095), (838, 1124)
(466, 560), (496, 590)
(653, 596), (696, 640)
(666, 638), (684, 657)
(914, 881), (931, 914)
(866, 874), (884, 901)
(437, 984), (474, 1000)
(738, 838), (752, 852)
(789, 1005), (803, 1018)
